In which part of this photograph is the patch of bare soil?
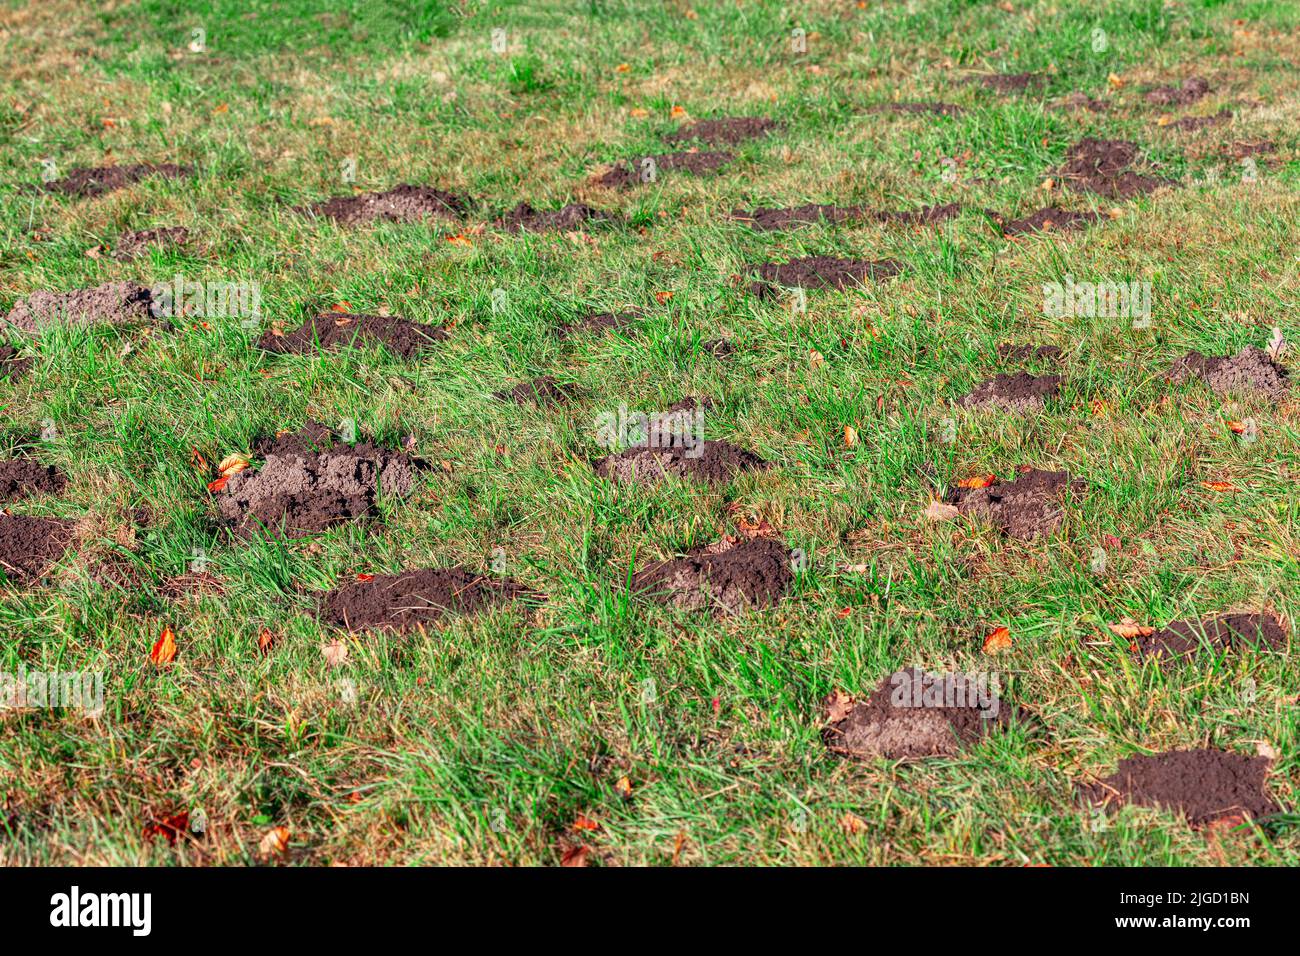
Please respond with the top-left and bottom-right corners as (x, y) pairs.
(1145, 76), (1211, 107)
(556, 309), (643, 339)
(1168, 346), (1289, 402)
(593, 441), (768, 486)
(956, 372), (1062, 412)
(495, 202), (614, 233)
(999, 206), (1100, 236)
(493, 375), (578, 407)
(748, 256), (904, 298)
(301, 185), (469, 225)
(0, 514), (75, 581)
(1164, 109), (1232, 131)
(1059, 138), (1175, 199)
(976, 72), (1043, 93)
(320, 567), (532, 632)
(43, 163), (190, 198)
(1133, 611), (1287, 662)
(258, 313), (447, 360)
(0, 346), (33, 380)
(945, 467), (1086, 540)
(868, 102), (964, 117)
(112, 226), (190, 261)
(0, 459), (66, 501)
(997, 343), (1063, 363)
(663, 117), (780, 146)
(594, 150), (733, 187)
(3, 282), (156, 334)
(630, 536), (792, 613)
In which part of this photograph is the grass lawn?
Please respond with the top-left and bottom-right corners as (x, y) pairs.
(1, 0), (1297, 866)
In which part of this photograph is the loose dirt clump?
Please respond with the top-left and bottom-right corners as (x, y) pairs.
(1167, 346), (1289, 402)
(217, 421), (416, 538)
(302, 185), (468, 225)
(663, 117), (780, 146)
(1226, 140), (1275, 159)
(3, 282), (156, 333)
(493, 375), (577, 407)
(1061, 91), (1107, 112)
(997, 343), (1063, 363)
(1145, 76), (1210, 107)
(556, 308), (643, 339)
(594, 150), (733, 187)
(822, 669), (1019, 761)
(258, 313), (447, 360)
(0, 460), (66, 501)
(957, 372), (1061, 412)
(1000, 206), (1099, 236)
(112, 226), (190, 260)
(730, 204), (864, 230)
(593, 441), (768, 486)
(43, 163), (190, 198)
(1059, 138), (1174, 199)
(946, 468), (1086, 540)
(1079, 748), (1280, 828)
(868, 102), (964, 117)
(1133, 612), (1287, 662)
(495, 202), (613, 233)
(977, 72), (1043, 93)
(1164, 109), (1231, 131)
(748, 256), (904, 297)
(630, 536), (792, 614)
(0, 345), (33, 380)
(700, 338), (735, 357)
(0, 514), (74, 581)
(320, 567), (531, 632)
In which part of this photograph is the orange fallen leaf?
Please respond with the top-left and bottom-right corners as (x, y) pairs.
(843, 425), (858, 448)
(217, 454), (250, 478)
(258, 826), (290, 858)
(982, 626), (1012, 655)
(151, 625), (178, 666)
(836, 607), (852, 619)
(561, 844), (590, 867)
(190, 447), (208, 471)
(653, 290), (674, 304)
(615, 63), (631, 73)
(840, 812), (868, 835)
(1107, 617), (1154, 639)
(956, 474), (996, 489)
(206, 475), (230, 493)
(257, 627), (275, 655)
(614, 776), (633, 798)
(573, 814), (602, 832)
(1226, 420), (1246, 434)
(1201, 480), (1240, 492)
(355, 573), (375, 582)
(629, 107), (650, 118)
(670, 105), (688, 118)
(446, 234), (473, 247)
(331, 301), (351, 313)
(213, 103), (229, 114)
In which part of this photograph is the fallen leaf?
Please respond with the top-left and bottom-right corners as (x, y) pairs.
(573, 815), (602, 832)
(670, 104), (688, 118)
(924, 500), (960, 521)
(356, 573), (375, 582)
(653, 290), (674, 304)
(843, 425), (858, 448)
(1200, 480), (1240, 492)
(446, 234), (473, 247)
(982, 625), (1012, 655)
(142, 810), (190, 846)
(1257, 740), (1277, 760)
(258, 826), (290, 858)
(1266, 326), (1285, 360)
(956, 474), (995, 489)
(321, 639), (349, 668)
(151, 626), (178, 666)
(840, 812), (868, 834)
(615, 63), (631, 73)
(825, 689), (855, 724)
(213, 103), (229, 114)
(808, 349), (825, 369)
(331, 301), (351, 313)
(1226, 420), (1246, 434)
(629, 107), (649, 118)
(561, 844), (590, 867)
(835, 607), (852, 619)
(1107, 72), (1125, 89)
(217, 454), (250, 478)
(614, 776), (633, 799)
(257, 627), (275, 655)
(206, 476), (229, 493)
(1107, 617), (1154, 639)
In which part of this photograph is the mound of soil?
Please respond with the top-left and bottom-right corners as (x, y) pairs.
(1000, 206), (1099, 236)
(1168, 346), (1289, 402)
(112, 226), (190, 261)
(1059, 138), (1174, 199)
(1061, 91), (1107, 113)
(593, 440), (768, 486)
(0, 514), (74, 581)
(876, 203), (964, 225)
(258, 313), (447, 360)
(748, 256), (904, 297)
(3, 282), (155, 334)
(700, 338), (735, 357)
(495, 202), (613, 233)
(977, 72), (1043, 93)
(663, 117), (780, 146)
(0, 345), (33, 380)
(997, 343), (1063, 363)
(1165, 110), (1231, 131)
(493, 375), (577, 407)
(730, 204), (864, 230)
(43, 163), (190, 198)
(595, 150), (733, 187)
(1227, 140), (1275, 159)
(630, 536), (792, 613)
(822, 669), (1019, 761)
(556, 309), (643, 339)
(320, 567), (531, 632)
(303, 185), (468, 225)
(217, 421), (416, 538)
(946, 467), (1086, 540)
(1079, 748), (1279, 828)
(1146, 76), (1210, 107)
(1133, 612), (1287, 662)
(957, 372), (1062, 412)
(0, 460), (66, 501)
(868, 102), (964, 117)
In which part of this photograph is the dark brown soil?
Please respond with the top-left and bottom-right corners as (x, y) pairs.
(876, 203), (964, 225)
(0, 345), (33, 380)
(997, 343), (1063, 363)
(748, 256), (905, 297)
(495, 202), (613, 233)
(556, 308), (643, 339)
(977, 72), (1043, 93)
(1168, 346), (1289, 402)
(957, 372), (1062, 412)
(663, 116), (780, 146)
(320, 567), (532, 632)
(1133, 611), (1287, 662)
(946, 467), (1086, 540)
(112, 226), (190, 261)
(1079, 748), (1280, 828)
(822, 669), (1019, 761)
(0, 514), (74, 581)
(594, 150), (733, 187)
(493, 375), (577, 407)
(699, 338), (735, 357)
(1165, 110), (1232, 131)
(0, 459), (66, 501)
(302, 185), (468, 226)
(43, 163), (190, 198)
(217, 421), (417, 538)
(593, 441), (768, 486)
(630, 536), (792, 613)
(1000, 206), (1100, 236)
(868, 102), (964, 117)
(3, 282), (155, 334)
(1061, 91), (1107, 112)
(730, 204), (864, 230)
(1145, 76), (1211, 107)
(1226, 140), (1276, 159)
(257, 313), (447, 360)
(1059, 138), (1174, 199)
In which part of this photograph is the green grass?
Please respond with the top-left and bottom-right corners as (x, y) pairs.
(0, 0), (1298, 865)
